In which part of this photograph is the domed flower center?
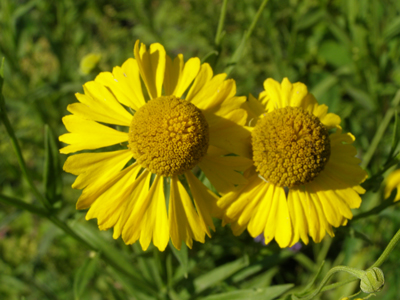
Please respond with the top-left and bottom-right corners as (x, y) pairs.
(128, 96), (209, 177)
(252, 106), (331, 188)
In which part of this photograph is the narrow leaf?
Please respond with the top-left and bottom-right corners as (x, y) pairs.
(170, 241), (189, 278)
(108, 268), (158, 300)
(0, 193), (48, 217)
(73, 252), (100, 300)
(70, 222), (160, 297)
(194, 255), (249, 293)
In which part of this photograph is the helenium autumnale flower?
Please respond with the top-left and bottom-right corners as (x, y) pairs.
(59, 40), (252, 251)
(218, 78), (368, 248)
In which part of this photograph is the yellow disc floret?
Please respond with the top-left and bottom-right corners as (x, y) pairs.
(252, 106), (330, 187)
(128, 96), (209, 177)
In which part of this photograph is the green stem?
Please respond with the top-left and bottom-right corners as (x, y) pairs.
(215, 0), (228, 46)
(297, 266), (362, 300)
(244, 0), (269, 41)
(319, 277), (357, 293)
(0, 88), (52, 210)
(352, 197), (399, 221)
(224, 0), (269, 75)
(0, 194), (49, 217)
(371, 227), (400, 268)
(361, 90), (400, 168)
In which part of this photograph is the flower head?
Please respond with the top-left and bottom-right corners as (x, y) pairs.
(218, 78), (368, 248)
(60, 40), (252, 251)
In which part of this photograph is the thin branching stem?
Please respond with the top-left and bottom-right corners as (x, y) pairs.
(0, 87), (52, 210)
(361, 90), (400, 168)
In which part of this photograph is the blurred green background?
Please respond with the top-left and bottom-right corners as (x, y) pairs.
(1, 0), (400, 299)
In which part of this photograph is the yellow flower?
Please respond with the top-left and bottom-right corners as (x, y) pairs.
(60, 40), (252, 251)
(384, 169), (400, 202)
(218, 78), (368, 248)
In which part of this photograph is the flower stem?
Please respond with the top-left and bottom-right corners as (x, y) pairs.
(361, 89), (400, 168)
(297, 266), (362, 300)
(0, 75), (52, 210)
(371, 227), (400, 268)
(215, 0), (228, 46)
(224, 0), (269, 75)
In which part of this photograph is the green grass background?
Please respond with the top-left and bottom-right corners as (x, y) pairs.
(1, 0), (400, 299)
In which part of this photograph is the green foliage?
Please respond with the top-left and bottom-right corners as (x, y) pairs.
(1, 0), (400, 299)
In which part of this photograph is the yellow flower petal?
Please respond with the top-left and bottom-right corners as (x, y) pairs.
(223, 175), (263, 222)
(164, 54), (182, 96)
(185, 171), (220, 235)
(169, 176), (205, 250)
(198, 145), (252, 194)
(263, 78), (284, 110)
(114, 170), (150, 241)
(185, 63), (213, 102)
(121, 170), (154, 236)
(246, 181), (272, 236)
(134, 40), (166, 99)
(85, 164), (142, 229)
(304, 190), (329, 243)
(263, 185), (292, 248)
(241, 93), (265, 124)
(186, 64), (228, 110)
(139, 176), (169, 251)
(207, 109), (252, 158)
(59, 115), (128, 154)
(94, 59), (146, 111)
(64, 149), (132, 191)
(287, 188), (309, 245)
(120, 170), (153, 244)
(164, 54), (200, 97)
(69, 81), (133, 126)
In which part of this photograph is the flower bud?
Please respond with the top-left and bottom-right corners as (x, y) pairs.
(360, 267), (385, 293)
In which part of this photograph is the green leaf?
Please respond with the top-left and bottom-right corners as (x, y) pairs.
(194, 255), (249, 293)
(343, 83), (375, 111)
(69, 222), (159, 297)
(170, 241), (189, 278)
(224, 0), (269, 75)
(132, 244), (164, 289)
(0, 193), (48, 217)
(70, 222), (141, 279)
(43, 125), (62, 204)
(296, 260), (325, 296)
(310, 75), (338, 101)
(108, 268), (158, 300)
(73, 252), (100, 300)
(240, 267), (279, 289)
(200, 284), (294, 300)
